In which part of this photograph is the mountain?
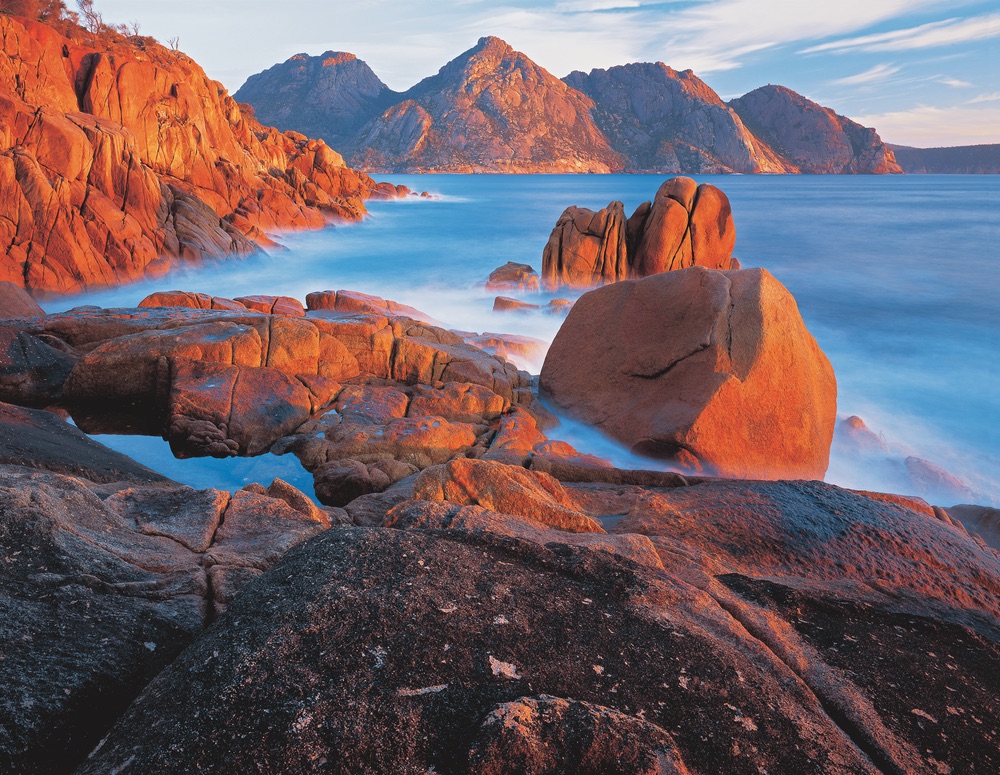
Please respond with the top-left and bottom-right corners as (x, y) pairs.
(0, 13), (401, 296)
(563, 63), (792, 173)
(346, 36), (623, 173)
(233, 51), (397, 150)
(237, 37), (903, 176)
(728, 85), (901, 174)
(888, 143), (1000, 174)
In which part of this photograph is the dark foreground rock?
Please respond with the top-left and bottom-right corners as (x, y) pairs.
(76, 466), (1000, 775)
(0, 416), (330, 774)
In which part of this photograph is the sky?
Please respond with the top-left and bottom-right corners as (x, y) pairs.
(95, 0), (998, 147)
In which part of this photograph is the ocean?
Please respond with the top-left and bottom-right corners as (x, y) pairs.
(46, 174), (1000, 505)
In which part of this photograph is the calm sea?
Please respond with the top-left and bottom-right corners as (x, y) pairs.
(48, 175), (1000, 505)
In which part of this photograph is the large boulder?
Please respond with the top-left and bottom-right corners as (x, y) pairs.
(0, 281), (44, 317)
(541, 178), (735, 290)
(540, 267), (836, 479)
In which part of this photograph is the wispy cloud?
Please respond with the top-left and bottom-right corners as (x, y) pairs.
(832, 63), (901, 85)
(855, 104), (1000, 146)
(802, 12), (1000, 54)
(937, 77), (971, 88)
(968, 92), (1000, 103)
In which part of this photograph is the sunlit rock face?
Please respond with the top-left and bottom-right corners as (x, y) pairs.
(0, 15), (403, 296)
(729, 85), (902, 174)
(541, 177), (736, 290)
(564, 62), (793, 173)
(540, 266), (837, 480)
(338, 36), (625, 173)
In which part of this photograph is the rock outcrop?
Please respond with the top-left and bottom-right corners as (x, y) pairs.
(541, 177), (735, 290)
(729, 85), (902, 174)
(539, 267), (837, 479)
(343, 36), (624, 173)
(565, 63), (792, 173)
(0, 14), (404, 297)
(74, 473), (1000, 775)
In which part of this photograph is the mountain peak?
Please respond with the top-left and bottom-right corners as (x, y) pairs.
(475, 36), (513, 54)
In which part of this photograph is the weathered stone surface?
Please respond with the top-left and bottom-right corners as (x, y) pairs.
(0, 465), (327, 774)
(729, 85), (902, 174)
(484, 262), (540, 292)
(233, 295), (306, 317)
(166, 359), (314, 457)
(412, 458), (605, 533)
(306, 289), (436, 323)
(0, 400), (166, 484)
(313, 458), (418, 507)
(540, 267), (837, 479)
(76, 527), (888, 774)
(493, 296), (541, 313)
(467, 695), (689, 775)
(541, 178), (735, 290)
(138, 291), (249, 312)
(0, 15), (406, 296)
(0, 281), (44, 316)
(0, 326), (77, 404)
(948, 504), (1000, 551)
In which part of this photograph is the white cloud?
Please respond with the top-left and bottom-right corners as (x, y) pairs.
(968, 92), (1000, 103)
(802, 12), (1000, 54)
(937, 77), (972, 87)
(832, 63), (901, 85)
(855, 104), (1000, 146)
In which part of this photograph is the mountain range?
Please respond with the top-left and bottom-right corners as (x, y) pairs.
(235, 36), (904, 175)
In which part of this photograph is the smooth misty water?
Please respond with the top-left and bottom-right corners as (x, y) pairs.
(46, 175), (999, 504)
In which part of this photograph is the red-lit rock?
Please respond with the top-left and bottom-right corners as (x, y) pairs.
(540, 267), (836, 479)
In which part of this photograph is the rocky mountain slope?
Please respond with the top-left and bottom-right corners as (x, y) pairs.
(0, 13), (403, 297)
(234, 51), (397, 150)
(889, 143), (1000, 174)
(237, 37), (901, 175)
(728, 85), (901, 174)
(346, 36), (623, 173)
(564, 63), (792, 173)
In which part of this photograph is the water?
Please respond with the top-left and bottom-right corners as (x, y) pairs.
(44, 175), (1000, 505)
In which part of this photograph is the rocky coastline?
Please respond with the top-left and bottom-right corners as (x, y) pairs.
(2, 239), (998, 771)
(1, 11), (997, 774)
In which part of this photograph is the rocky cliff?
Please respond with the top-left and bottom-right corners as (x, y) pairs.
(564, 63), (792, 173)
(729, 85), (902, 174)
(345, 36), (624, 173)
(233, 51), (397, 150)
(0, 14), (402, 296)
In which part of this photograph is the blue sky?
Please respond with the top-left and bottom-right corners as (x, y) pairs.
(98, 0), (998, 147)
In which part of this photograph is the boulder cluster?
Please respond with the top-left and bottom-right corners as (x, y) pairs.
(1, 279), (998, 774)
(541, 177), (736, 290)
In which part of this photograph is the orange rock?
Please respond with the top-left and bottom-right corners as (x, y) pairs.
(484, 262), (540, 292)
(540, 267), (837, 480)
(412, 458), (604, 533)
(0, 282), (44, 317)
(541, 178), (734, 290)
(0, 15), (403, 296)
(492, 296), (541, 313)
(233, 295), (306, 317)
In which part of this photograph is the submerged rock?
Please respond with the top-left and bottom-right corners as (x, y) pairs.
(540, 266), (837, 479)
